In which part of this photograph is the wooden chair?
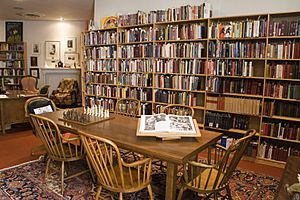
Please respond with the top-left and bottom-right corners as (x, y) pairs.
(25, 97), (58, 155)
(163, 104), (194, 117)
(115, 98), (140, 117)
(30, 114), (94, 194)
(177, 129), (257, 200)
(79, 131), (153, 200)
(20, 75), (39, 93)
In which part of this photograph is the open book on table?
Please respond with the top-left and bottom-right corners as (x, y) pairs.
(137, 113), (201, 139)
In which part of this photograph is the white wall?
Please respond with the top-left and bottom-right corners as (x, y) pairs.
(0, 20), (87, 70)
(94, 0), (300, 29)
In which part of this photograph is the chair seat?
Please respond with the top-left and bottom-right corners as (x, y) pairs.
(187, 168), (224, 191)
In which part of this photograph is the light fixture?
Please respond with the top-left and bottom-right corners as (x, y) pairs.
(60, 17), (64, 21)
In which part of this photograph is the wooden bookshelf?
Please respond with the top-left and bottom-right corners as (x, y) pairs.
(81, 9), (300, 167)
(0, 42), (27, 90)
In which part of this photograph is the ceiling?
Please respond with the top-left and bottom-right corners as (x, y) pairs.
(0, 0), (94, 21)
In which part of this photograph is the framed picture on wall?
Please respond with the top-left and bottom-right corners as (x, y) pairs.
(32, 43), (41, 55)
(30, 56), (38, 67)
(5, 22), (23, 43)
(45, 41), (60, 61)
(64, 53), (78, 68)
(30, 68), (40, 79)
(65, 37), (76, 52)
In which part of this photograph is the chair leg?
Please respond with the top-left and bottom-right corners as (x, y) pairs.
(177, 186), (185, 200)
(147, 184), (154, 200)
(119, 193), (123, 200)
(95, 186), (102, 200)
(226, 185), (232, 200)
(61, 161), (65, 194)
(86, 157), (96, 183)
(45, 158), (51, 181)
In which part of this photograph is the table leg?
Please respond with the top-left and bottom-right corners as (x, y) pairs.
(0, 102), (4, 135)
(166, 162), (178, 200)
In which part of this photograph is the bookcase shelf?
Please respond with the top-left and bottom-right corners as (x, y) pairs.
(81, 10), (300, 167)
(0, 42), (27, 90)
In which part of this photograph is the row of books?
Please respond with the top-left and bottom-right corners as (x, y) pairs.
(86, 97), (116, 112)
(154, 59), (205, 74)
(140, 103), (152, 115)
(85, 60), (117, 72)
(119, 59), (153, 73)
(209, 18), (267, 39)
(118, 44), (153, 58)
(0, 60), (23, 68)
(205, 112), (250, 130)
(267, 41), (300, 59)
(117, 4), (211, 26)
(154, 43), (205, 58)
(206, 96), (260, 115)
(154, 90), (199, 106)
(118, 73), (152, 87)
(154, 75), (204, 91)
(86, 85), (117, 97)
(0, 43), (24, 51)
(85, 46), (117, 59)
(257, 142), (300, 162)
(118, 87), (152, 101)
(262, 121), (300, 140)
(206, 77), (263, 95)
(266, 62), (300, 79)
(207, 60), (254, 77)
(263, 101), (300, 118)
(269, 19), (300, 36)
(0, 68), (24, 76)
(0, 52), (24, 60)
(83, 30), (117, 46)
(118, 28), (153, 43)
(244, 141), (258, 158)
(208, 41), (266, 58)
(265, 82), (300, 100)
(154, 24), (206, 41)
(86, 73), (117, 85)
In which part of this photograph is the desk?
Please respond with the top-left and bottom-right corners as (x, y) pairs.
(41, 108), (222, 200)
(276, 156), (300, 200)
(0, 90), (38, 134)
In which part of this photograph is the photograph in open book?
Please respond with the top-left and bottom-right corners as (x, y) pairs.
(140, 113), (196, 134)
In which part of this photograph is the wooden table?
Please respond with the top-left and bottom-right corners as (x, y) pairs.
(41, 108), (222, 200)
(276, 156), (300, 200)
(0, 90), (38, 134)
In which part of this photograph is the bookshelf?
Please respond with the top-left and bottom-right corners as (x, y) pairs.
(82, 28), (118, 111)
(81, 8), (300, 167)
(0, 42), (27, 90)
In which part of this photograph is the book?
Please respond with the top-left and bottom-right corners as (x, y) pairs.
(139, 113), (197, 134)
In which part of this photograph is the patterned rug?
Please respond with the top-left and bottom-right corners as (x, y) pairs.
(0, 156), (279, 200)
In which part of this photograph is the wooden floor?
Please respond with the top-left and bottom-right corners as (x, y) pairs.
(0, 125), (284, 179)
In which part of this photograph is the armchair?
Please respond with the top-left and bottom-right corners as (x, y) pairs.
(20, 75), (39, 93)
(177, 129), (257, 200)
(50, 78), (79, 107)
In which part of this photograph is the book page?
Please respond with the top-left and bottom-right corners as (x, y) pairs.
(139, 113), (168, 132)
(33, 105), (53, 114)
(168, 115), (196, 134)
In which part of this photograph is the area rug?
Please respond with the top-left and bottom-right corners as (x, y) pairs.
(0, 157), (279, 200)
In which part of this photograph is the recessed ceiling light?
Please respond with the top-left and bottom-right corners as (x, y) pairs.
(60, 17), (64, 21)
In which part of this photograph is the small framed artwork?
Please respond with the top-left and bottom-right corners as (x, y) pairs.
(45, 41), (60, 61)
(5, 21), (23, 43)
(64, 53), (78, 68)
(30, 56), (38, 67)
(65, 37), (76, 52)
(32, 43), (41, 55)
(30, 68), (40, 79)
